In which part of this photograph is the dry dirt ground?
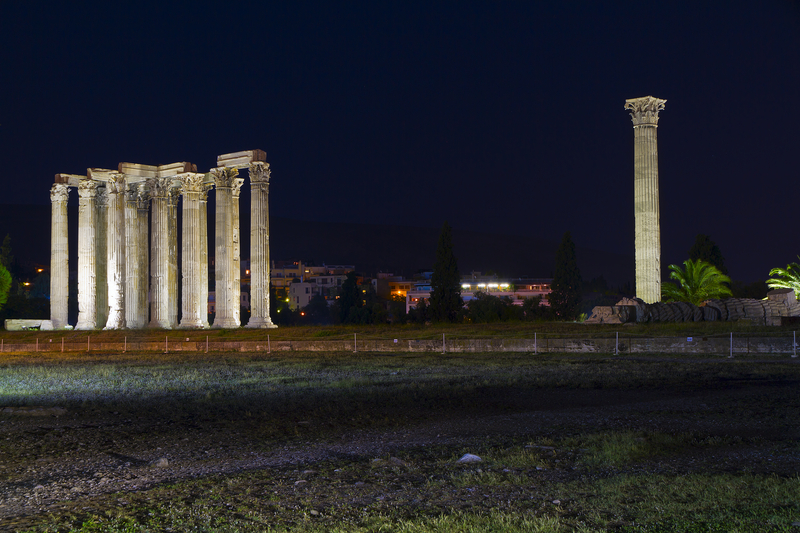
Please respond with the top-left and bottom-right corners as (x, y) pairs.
(0, 356), (799, 531)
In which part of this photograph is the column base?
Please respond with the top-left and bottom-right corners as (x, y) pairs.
(75, 320), (97, 331)
(178, 317), (205, 329)
(211, 316), (239, 329)
(148, 319), (172, 330)
(245, 317), (278, 329)
(104, 312), (126, 330)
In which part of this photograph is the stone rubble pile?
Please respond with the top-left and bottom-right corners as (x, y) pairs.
(586, 288), (800, 326)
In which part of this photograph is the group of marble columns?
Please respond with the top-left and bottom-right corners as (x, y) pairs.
(48, 151), (277, 330)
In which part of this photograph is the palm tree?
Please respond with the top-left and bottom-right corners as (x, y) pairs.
(766, 257), (800, 297)
(661, 259), (732, 306)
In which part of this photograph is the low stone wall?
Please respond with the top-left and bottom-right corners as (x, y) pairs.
(0, 335), (796, 356)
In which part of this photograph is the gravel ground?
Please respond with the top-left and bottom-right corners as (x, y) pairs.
(2, 374), (799, 531)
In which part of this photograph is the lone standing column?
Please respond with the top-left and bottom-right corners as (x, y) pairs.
(179, 174), (205, 328)
(75, 180), (98, 330)
(211, 167), (239, 328)
(247, 162), (276, 328)
(148, 178), (172, 328)
(625, 96), (666, 304)
(105, 174), (127, 330)
(49, 183), (70, 329)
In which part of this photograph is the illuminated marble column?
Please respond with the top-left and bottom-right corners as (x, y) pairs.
(199, 185), (211, 327)
(211, 167), (238, 328)
(167, 186), (180, 328)
(179, 174), (205, 328)
(75, 180), (98, 330)
(136, 184), (150, 325)
(125, 183), (144, 329)
(246, 162), (277, 328)
(95, 186), (108, 328)
(104, 174), (126, 330)
(148, 177), (172, 328)
(231, 177), (244, 327)
(625, 95), (666, 304)
(49, 183), (70, 329)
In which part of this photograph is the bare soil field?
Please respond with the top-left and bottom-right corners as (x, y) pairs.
(0, 351), (798, 532)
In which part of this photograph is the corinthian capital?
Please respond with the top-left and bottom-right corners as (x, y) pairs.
(231, 177), (245, 198)
(210, 167), (239, 188)
(78, 179), (99, 199)
(107, 173), (127, 195)
(624, 96), (666, 126)
(200, 183), (213, 202)
(147, 177), (173, 198)
(249, 162), (271, 184)
(133, 182), (149, 209)
(179, 173), (207, 194)
(50, 183), (69, 203)
(168, 185), (181, 206)
(96, 186), (109, 208)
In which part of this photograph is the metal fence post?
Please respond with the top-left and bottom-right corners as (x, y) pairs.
(729, 332), (733, 358)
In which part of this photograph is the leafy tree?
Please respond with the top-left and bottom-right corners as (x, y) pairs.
(548, 231), (582, 320)
(465, 292), (506, 323)
(766, 257), (800, 298)
(522, 295), (552, 321)
(303, 294), (332, 325)
(338, 272), (362, 324)
(0, 263), (11, 312)
(661, 259), (732, 305)
(388, 295), (407, 324)
(408, 297), (429, 324)
(429, 221), (462, 322)
(688, 234), (727, 275)
(0, 234), (13, 272)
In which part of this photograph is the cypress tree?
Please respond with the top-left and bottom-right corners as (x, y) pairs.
(548, 231), (582, 320)
(688, 234), (727, 275)
(429, 221), (462, 322)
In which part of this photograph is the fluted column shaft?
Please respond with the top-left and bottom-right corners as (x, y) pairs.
(247, 162), (277, 328)
(199, 186), (210, 327)
(49, 183), (70, 329)
(232, 178), (243, 327)
(136, 186), (150, 325)
(105, 174), (126, 329)
(179, 174), (205, 328)
(124, 186), (139, 327)
(625, 96), (666, 304)
(75, 180), (98, 330)
(95, 187), (109, 328)
(148, 178), (171, 328)
(211, 167), (238, 328)
(168, 187), (180, 328)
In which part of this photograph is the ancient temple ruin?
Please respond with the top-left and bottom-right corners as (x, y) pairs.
(48, 150), (277, 330)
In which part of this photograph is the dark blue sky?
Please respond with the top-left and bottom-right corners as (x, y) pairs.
(1, 2), (798, 282)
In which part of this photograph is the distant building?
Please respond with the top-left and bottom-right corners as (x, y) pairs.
(372, 273), (414, 300)
(406, 272), (552, 313)
(272, 260), (354, 299)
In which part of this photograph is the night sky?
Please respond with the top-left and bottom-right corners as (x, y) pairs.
(1, 2), (798, 283)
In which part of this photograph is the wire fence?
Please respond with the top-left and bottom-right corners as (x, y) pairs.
(0, 331), (798, 357)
